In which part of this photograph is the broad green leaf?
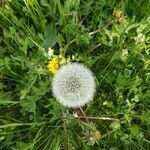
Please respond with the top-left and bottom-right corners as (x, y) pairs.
(43, 23), (57, 52)
(57, 33), (65, 47)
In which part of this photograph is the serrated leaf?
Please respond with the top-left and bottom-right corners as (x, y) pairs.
(0, 93), (18, 105)
(20, 99), (36, 113)
(112, 49), (128, 62)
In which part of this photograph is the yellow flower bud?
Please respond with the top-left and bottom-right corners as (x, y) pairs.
(113, 9), (122, 18)
(90, 130), (101, 141)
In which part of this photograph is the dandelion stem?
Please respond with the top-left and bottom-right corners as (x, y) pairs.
(89, 20), (114, 35)
(79, 107), (89, 122)
(75, 116), (119, 121)
(89, 43), (101, 52)
(62, 111), (69, 150)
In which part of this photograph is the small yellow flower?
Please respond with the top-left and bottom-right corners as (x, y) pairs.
(47, 58), (59, 74)
(113, 9), (122, 18)
(90, 130), (101, 141)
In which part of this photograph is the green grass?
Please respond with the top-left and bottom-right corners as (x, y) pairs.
(0, 0), (150, 149)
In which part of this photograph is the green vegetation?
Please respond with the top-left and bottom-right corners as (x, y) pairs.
(0, 0), (150, 149)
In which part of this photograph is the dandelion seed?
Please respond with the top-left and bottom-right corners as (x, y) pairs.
(47, 58), (59, 74)
(52, 63), (96, 108)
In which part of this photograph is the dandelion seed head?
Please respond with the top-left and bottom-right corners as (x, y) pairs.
(52, 63), (96, 108)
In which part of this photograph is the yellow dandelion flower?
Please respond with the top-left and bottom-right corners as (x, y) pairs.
(113, 9), (122, 18)
(47, 58), (59, 74)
